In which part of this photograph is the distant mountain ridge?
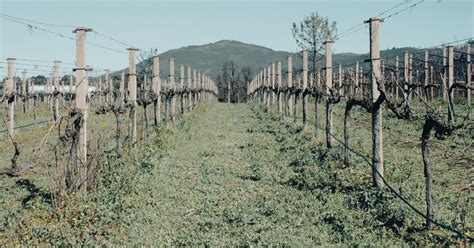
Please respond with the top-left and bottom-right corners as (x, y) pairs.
(113, 40), (429, 82)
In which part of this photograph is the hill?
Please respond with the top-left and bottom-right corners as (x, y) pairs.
(112, 40), (430, 83)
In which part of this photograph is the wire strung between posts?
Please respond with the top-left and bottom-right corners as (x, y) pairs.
(336, 22), (365, 40)
(0, 13), (75, 28)
(381, 0), (424, 20)
(375, 0), (411, 18)
(310, 122), (473, 240)
(2, 15), (127, 55)
(0, 15), (75, 41)
(0, 61), (75, 69)
(336, 24), (368, 41)
(91, 30), (138, 50)
(2, 58), (76, 66)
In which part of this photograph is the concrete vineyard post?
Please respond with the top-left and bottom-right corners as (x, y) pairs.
(277, 60), (282, 114)
(466, 44), (471, 105)
(262, 67), (267, 106)
(287, 55), (293, 118)
(192, 69), (197, 108)
(367, 18), (384, 188)
(187, 66), (192, 111)
(152, 56), (161, 126)
(127, 47), (139, 145)
(5, 58), (15, 138)
(324, 40), (334, 148)
(197, 71), (201, 103)
(73, 27), (91, 195)
(53, 60), (60, 121)
(169, 59), (176, 123)
(119, 70), (125, 105)
(395, 56), (399, 100)
(447, 46), (454, 123)
(409, 53), (413, 101)
(180, 65), (185, 114)
(302, 50), (308, 129)
(338, 64), (342, 96)
(21, 70), (27, 113)
(424, 50), (429, 101)
(105, 69), (111, 104)
(355, 62), (359, 96)
(404, 52), (409, 103)
(267, 65), (270, 106)
(272, 62), (276, 107)
(442, 46), (447, 100)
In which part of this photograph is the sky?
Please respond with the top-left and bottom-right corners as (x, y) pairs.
(0, 0), (472, 77)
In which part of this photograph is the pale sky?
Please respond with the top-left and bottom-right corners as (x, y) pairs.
(0, 0), (472, 77)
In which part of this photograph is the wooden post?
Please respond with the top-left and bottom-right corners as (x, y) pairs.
(5, 58), (15, 138)
(127, 47), (139, 145)
(169, 59), (176, 122)
(367, 18), (384, 188)
(152, 56), (161, 126)
(287, 55), (293, 118)
(466, 44), (471, 106)
(73, 27), (91, 194)
(277, 60), (282, 114)
(302, 50), (308, 129)
(324, 40), (334, 148)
